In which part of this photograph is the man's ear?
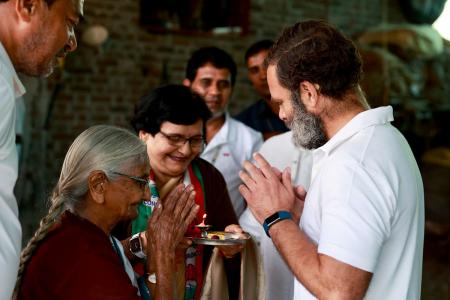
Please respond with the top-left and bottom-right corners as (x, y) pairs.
(16, 0), (42, 22)
(299, 81), (320, 109)
(182, 79), (191, 87)
(139, 130), (150, 142)
(88, 171), (107, 204)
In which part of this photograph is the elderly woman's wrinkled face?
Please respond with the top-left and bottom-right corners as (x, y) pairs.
(140, 120), (204, 179)
(105, 163), (150, 222)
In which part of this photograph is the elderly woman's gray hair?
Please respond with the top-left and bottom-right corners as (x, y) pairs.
(14, 125), (148, 294)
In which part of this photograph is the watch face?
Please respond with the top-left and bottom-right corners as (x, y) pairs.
(265, 212), (280, 225)
(130, 236), (141, 253)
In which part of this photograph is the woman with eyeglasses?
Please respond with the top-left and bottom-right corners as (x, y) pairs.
(114, 85), (242, 300)
(14, 125), (199, 300)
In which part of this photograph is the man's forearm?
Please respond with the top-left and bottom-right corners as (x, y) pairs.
(269, 219), (370, 299)
(269, 220), (325, 296)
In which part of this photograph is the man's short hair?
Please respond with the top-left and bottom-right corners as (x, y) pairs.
(244, 39), (274, 62)
(185, 46), (237, 87)
(266, 20), (362, 99)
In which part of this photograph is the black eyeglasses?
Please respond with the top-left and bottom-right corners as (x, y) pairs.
(159, 131), (204, 149)
(112, 171), (150, 191)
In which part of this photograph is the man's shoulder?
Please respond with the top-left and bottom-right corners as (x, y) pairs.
(0, 60), (13, 92)
(0, 42), (25, 97)
(227, 116), (263, 141)
(235, 100), (263, 119)
(259, 131), (310, 170)
(227, 117), (263, 152)
(261, 131), (293, 149)
(235, 100), (266, 128)
(0, 58), (18, 102)
(0, 44), (13, 86)
(222, 117), (263, 161)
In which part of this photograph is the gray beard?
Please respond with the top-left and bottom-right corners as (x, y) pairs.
(288, 92), (327, 150)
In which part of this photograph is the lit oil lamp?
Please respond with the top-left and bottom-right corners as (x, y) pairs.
(195, 213), (212, 238)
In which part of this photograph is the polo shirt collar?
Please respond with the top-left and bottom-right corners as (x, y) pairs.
(207, 112), (230, 148)
(316, 106), (394, 155)
(0, 41), (26, 98)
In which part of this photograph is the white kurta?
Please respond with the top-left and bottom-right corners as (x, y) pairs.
(0, 41), (25, 300)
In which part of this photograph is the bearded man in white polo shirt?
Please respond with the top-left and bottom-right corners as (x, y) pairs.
(240, 20), (424, 300)
(0, 0), (83, 298)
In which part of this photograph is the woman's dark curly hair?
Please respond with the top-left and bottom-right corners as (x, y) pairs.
(131, 84), (211, 136)
(266, 20), (362, 100)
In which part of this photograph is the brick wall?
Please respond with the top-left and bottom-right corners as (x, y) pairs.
(17, 0), (405, 238)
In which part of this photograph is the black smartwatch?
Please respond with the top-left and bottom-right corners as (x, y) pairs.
(129, 233), (146, 259)
(263, 211), (292, 238)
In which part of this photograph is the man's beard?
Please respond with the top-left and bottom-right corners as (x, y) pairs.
(15, 17), (59, 77)
(287, 92), (327, 150)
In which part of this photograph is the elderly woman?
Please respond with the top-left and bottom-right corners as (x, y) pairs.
(15, 125), (198, 300)
(116, 85), (242, 300)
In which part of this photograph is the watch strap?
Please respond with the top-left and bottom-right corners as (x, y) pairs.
(263, 211), (292, 238)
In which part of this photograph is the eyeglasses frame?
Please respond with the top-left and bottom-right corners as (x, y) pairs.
(112, 171), (150, 191)
(159, 130), (205, 149)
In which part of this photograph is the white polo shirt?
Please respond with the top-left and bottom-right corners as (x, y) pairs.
(295, 106), (424, 299)
(239, 131), (312, 300)
(201, 113), (263, 217)
(0, 41), (25, 300)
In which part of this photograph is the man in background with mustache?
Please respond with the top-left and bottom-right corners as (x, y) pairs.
(0, 0), (83, 298)
(183, 46), (263, 219)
